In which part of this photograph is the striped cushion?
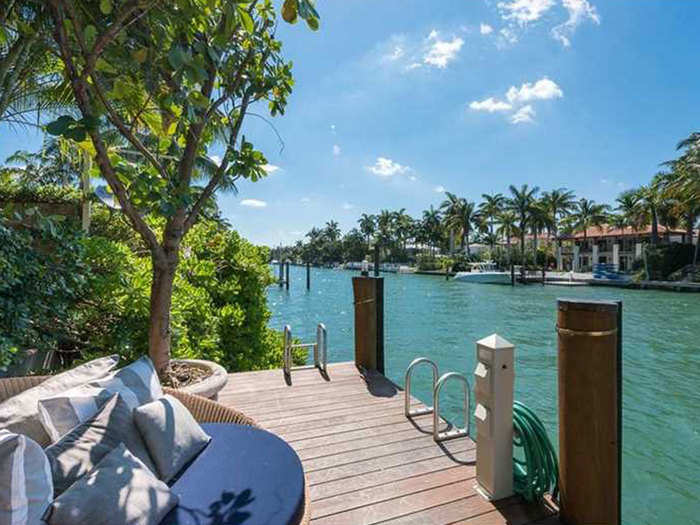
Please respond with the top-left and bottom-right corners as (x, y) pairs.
(0, 431), (53, 525)
(38, 356), (162, 443)
(0, 355), (119, 447)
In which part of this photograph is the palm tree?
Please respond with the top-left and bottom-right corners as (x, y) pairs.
(440, 192), (462, 254)
(507, 184), (539, 261)
(421, 206), (442, 255)
(479, 193), (505, 249)
(635, 181), (664, 246)
(358, 213), (376, 245)
(540, 188), (576, 242)
(324, 220), (341, 242)
(569, 198), (610, 244)
(615, 190), (644, 230)
(529, 200), (552, 257)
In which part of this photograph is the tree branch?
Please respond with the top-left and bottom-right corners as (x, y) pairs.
(183, 91), (252, 234)
(50, 0), (163, 259)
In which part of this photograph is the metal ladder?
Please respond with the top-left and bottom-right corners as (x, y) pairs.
(283, 323), (328, 377)
(404, 357), (471, 443)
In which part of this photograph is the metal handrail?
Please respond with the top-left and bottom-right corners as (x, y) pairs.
(315, 323), (328, 373)
(283, 323), (328, 376)
(404, 357), (438, 418)
(433, 372), (471, 443)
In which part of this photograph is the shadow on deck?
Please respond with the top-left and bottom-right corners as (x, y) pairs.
(219, 362), (559, 525)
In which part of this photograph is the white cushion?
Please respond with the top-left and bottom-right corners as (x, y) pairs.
(38, 356), (162, 443)
(0, 355), (119, 447)
(0, 430), (53, 525)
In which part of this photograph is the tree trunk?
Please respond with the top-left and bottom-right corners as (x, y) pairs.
(695, 229), (699, 266)
(149, 258), (178, 375)
(650, 207), (659, 246)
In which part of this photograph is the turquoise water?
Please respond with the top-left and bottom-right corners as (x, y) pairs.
(267, 265), (700, 525)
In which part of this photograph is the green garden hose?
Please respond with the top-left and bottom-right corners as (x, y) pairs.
(512, 400), (559, 503)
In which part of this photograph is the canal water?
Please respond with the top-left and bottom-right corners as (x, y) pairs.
(267, 265), (700, 525)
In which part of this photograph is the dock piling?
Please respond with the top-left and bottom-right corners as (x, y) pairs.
(306, 262), (310, 290)
(557, 299), (621, 525)
(285, 261), (290, 290)
(352, 276), (384, 374)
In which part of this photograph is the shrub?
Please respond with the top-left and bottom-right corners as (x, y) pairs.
(1, 212), (305, 372)
(645, 243), (695, 280)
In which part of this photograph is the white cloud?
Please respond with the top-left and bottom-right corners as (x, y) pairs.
(330, 124), (336, 134)
(262, 164), (280, 173)
(409, 175), (417, 181)
(498, 27), (519, 46)
(480, 23), (494, 35)
(424, 35), (464, 68)
(434, 185), (446, 193)
(342, 202), (355, 210)
(365, 157), (410, 177)
(511, 105), (536, 124)
(552, 0), (600, 47)
(498, 0), (555, 25)
(469, 97), (513, 112)
(506, 77), (563, 104)
(406, 62), (422, 70)
(241, 199), (267, 208)
(332, 144), (341, 156)
(300, 197), (311, 204)
(385, 45), (404, 61)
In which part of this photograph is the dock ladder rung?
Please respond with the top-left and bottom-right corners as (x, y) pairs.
(404, 357), (438, 418)
(433, 372), (471, 443)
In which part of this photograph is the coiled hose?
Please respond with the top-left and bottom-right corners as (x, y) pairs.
(512, 400), (559, 502)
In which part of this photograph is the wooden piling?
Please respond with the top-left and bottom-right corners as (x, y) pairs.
(557, 299), (621, 525)
(285, 261), (290, 290)
(306, 262), (311, 290)
(373, 245), (380, 277)
(278, 260), (284, 287)
(352, 276), (384, 374)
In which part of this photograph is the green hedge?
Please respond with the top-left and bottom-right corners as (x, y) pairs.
(645, 243), (695, 280)
(0, 212), (306, 372)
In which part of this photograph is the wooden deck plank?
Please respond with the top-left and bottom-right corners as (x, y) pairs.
(219, 362), (560, 525)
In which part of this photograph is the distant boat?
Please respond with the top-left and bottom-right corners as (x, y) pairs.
(453, 262), (511, 285)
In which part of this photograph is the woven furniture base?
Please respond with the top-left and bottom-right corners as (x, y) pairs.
(0, 375), (310, 525)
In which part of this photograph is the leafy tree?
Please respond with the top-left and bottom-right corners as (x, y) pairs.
(358, 213), (376, 245)
(40, 0), (318, 374)
(540, 188), (575, 242)
(567, 198), (610, 243)
(507, 184), (539, 260)
(478, 193), (505, 249)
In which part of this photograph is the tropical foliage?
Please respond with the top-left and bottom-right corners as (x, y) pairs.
(0, 0), (318, 374)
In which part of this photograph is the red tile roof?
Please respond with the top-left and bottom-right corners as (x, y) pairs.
(562, 224), (688, 240)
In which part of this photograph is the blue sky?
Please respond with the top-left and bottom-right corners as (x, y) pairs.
(2, 0), (699, 246)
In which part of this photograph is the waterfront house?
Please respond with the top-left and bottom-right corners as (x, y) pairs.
(558, 225), (693, 272)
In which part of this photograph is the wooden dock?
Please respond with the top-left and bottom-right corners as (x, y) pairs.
(219, 361), (560, 525)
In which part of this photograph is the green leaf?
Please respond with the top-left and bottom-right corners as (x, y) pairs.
(46, 116), (75, 136)
(306, 16), (319, 31)
(99, 0), (113, 15)
(238, 8), (254, 33)
(282, 0), (298, 24)
(84, 25), (97, 47)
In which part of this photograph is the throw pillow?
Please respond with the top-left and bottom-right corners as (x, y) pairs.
(38, 356), (162, 442)
(43, 443), (178, 525)
(0, 430), (53, 525)
(0, 355), (118, 446)
(133, 395), (211, 482)
(45, 394), (156, 495)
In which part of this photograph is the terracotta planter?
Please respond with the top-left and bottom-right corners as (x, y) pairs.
(171, 359), (228, 400)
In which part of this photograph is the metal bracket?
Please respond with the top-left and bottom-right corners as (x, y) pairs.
(283, 324), (328, 376)
(433, 372), (471, 443)
(404, 357), (438, 418)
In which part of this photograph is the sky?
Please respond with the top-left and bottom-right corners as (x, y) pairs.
(1, 0), (699, 246)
